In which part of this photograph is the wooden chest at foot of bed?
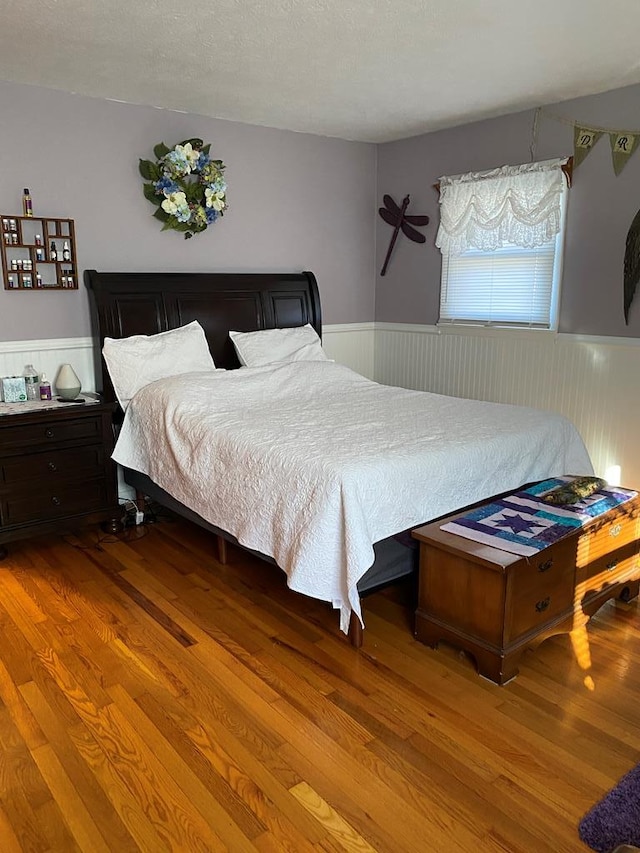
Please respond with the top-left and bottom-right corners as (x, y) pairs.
(412, 494), (640, 685)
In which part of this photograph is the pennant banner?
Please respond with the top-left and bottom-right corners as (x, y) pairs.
(610, 132), (640, 176)
(573, 126), (603, 167)
(572, 122), (640, 175)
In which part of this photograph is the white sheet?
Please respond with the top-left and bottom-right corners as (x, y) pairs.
(112, 361), (593, 631)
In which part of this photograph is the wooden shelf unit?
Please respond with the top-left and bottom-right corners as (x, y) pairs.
(1, 214), (77, 291)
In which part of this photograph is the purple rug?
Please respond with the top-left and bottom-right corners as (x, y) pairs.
(579, 762), (640, 852)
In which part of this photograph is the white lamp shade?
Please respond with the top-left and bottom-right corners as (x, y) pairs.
(55, 363), (81, 400)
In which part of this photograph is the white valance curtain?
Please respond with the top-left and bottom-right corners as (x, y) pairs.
(435, 158), (568, 256)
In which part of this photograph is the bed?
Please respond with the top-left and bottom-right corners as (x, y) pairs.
(85, 269), (594, 645)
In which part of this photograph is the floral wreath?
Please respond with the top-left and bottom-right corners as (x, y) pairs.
(139, 138), (227, 239)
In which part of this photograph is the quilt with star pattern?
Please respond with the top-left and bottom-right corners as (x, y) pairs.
(441, 476), (637, 557)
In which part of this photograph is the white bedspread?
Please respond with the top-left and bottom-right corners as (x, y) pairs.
(112, 362), (593, 631)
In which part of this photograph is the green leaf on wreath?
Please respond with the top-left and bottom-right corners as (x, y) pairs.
(139, 159), (155, 180)
(153, 207), (170, 222)
(143, 183), (159, 203)
(202, 144), (211, 155)
(153, 143), (171, 160)
(184, 183), (203, 203)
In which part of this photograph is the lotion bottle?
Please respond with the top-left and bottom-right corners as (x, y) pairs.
(39, 374), (52, 400)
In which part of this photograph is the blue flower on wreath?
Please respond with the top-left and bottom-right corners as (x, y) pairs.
(197, 151), (211, 170)
(139, 137), (228, 239)
(155, 176), (179, 195)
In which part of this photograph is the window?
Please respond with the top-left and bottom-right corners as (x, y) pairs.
(436, 159), (569, 329)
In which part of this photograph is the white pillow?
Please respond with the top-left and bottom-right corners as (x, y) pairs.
(103, 320), (216, 410)
(229, 323), (329, 367)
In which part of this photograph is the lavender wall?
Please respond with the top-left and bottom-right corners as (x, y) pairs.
(0, 82), (376, 341)
(376, 84), (640, 338)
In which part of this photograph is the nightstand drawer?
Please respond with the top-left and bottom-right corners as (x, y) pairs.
(0, 415), (102, 450)
(2, 479), (108, 526)
(1, 446), (105, 486)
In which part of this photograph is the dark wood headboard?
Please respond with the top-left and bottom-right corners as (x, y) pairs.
(84, 270), (322, 404)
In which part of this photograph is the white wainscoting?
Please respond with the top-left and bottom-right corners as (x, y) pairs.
(323, 323), (375, 378)
(375, 323), (640, 489)
(0, 337), (96, 395)
(0, 326), (375, 396)
(4, 325), (637, 489)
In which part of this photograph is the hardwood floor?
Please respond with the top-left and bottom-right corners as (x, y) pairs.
(0, 516), (638, 852)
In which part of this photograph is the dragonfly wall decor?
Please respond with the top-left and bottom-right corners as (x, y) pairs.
(378, 194), (429, 276)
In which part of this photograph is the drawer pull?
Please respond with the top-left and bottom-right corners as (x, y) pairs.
(51, 496), (61, 506)
(610, 524), (622, 538)
(535, 597), (550, 613)
(606, 560), (618, 571)
(45, 428), (55, 439)
(48, 462), (58, 472)
(538, 559), (553, 573)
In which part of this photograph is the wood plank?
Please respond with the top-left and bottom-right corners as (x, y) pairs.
(20, 681), (141, 853)
(30, 743), (111, 853)
(289, 781), (378, 853)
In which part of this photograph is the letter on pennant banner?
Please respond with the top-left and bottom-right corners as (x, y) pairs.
(610, 132), (640, 176)
(573, 126), (603, 167)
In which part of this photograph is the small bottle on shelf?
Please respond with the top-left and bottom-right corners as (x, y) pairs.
(2, 218), (8, 231)
(36, 272), (43, 288)
(62, 241), (71, 261)
(39, 374), (52, 400)
(50, 241), (57, 261)
(23, 365), (38, 400)
(23, 188), (33, 217)
(9, 219), (17, 232)
(34, 234), (42, 246)
(7, 274), (17, 289)
(35, 246), (44, 261)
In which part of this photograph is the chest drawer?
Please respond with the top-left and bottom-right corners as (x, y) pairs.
(508, 540), (576, 639)
(0, 415), (102, 451)
(577, 547), (640, 598)
(1, 478), (108, 527)
(1, 445), (105, 487)
(576, 498), (640, 565)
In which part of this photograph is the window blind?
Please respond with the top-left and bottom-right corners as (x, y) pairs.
(440, 241), (559, 327)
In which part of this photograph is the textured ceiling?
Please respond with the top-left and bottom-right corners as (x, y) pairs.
(2, 0), (640, 142)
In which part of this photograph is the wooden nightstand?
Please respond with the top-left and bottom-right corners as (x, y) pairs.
(412, 492), (640, 684)
(0, 398), (121, 557)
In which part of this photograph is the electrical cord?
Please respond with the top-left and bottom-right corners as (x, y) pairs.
(64, 498), (174, 553)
